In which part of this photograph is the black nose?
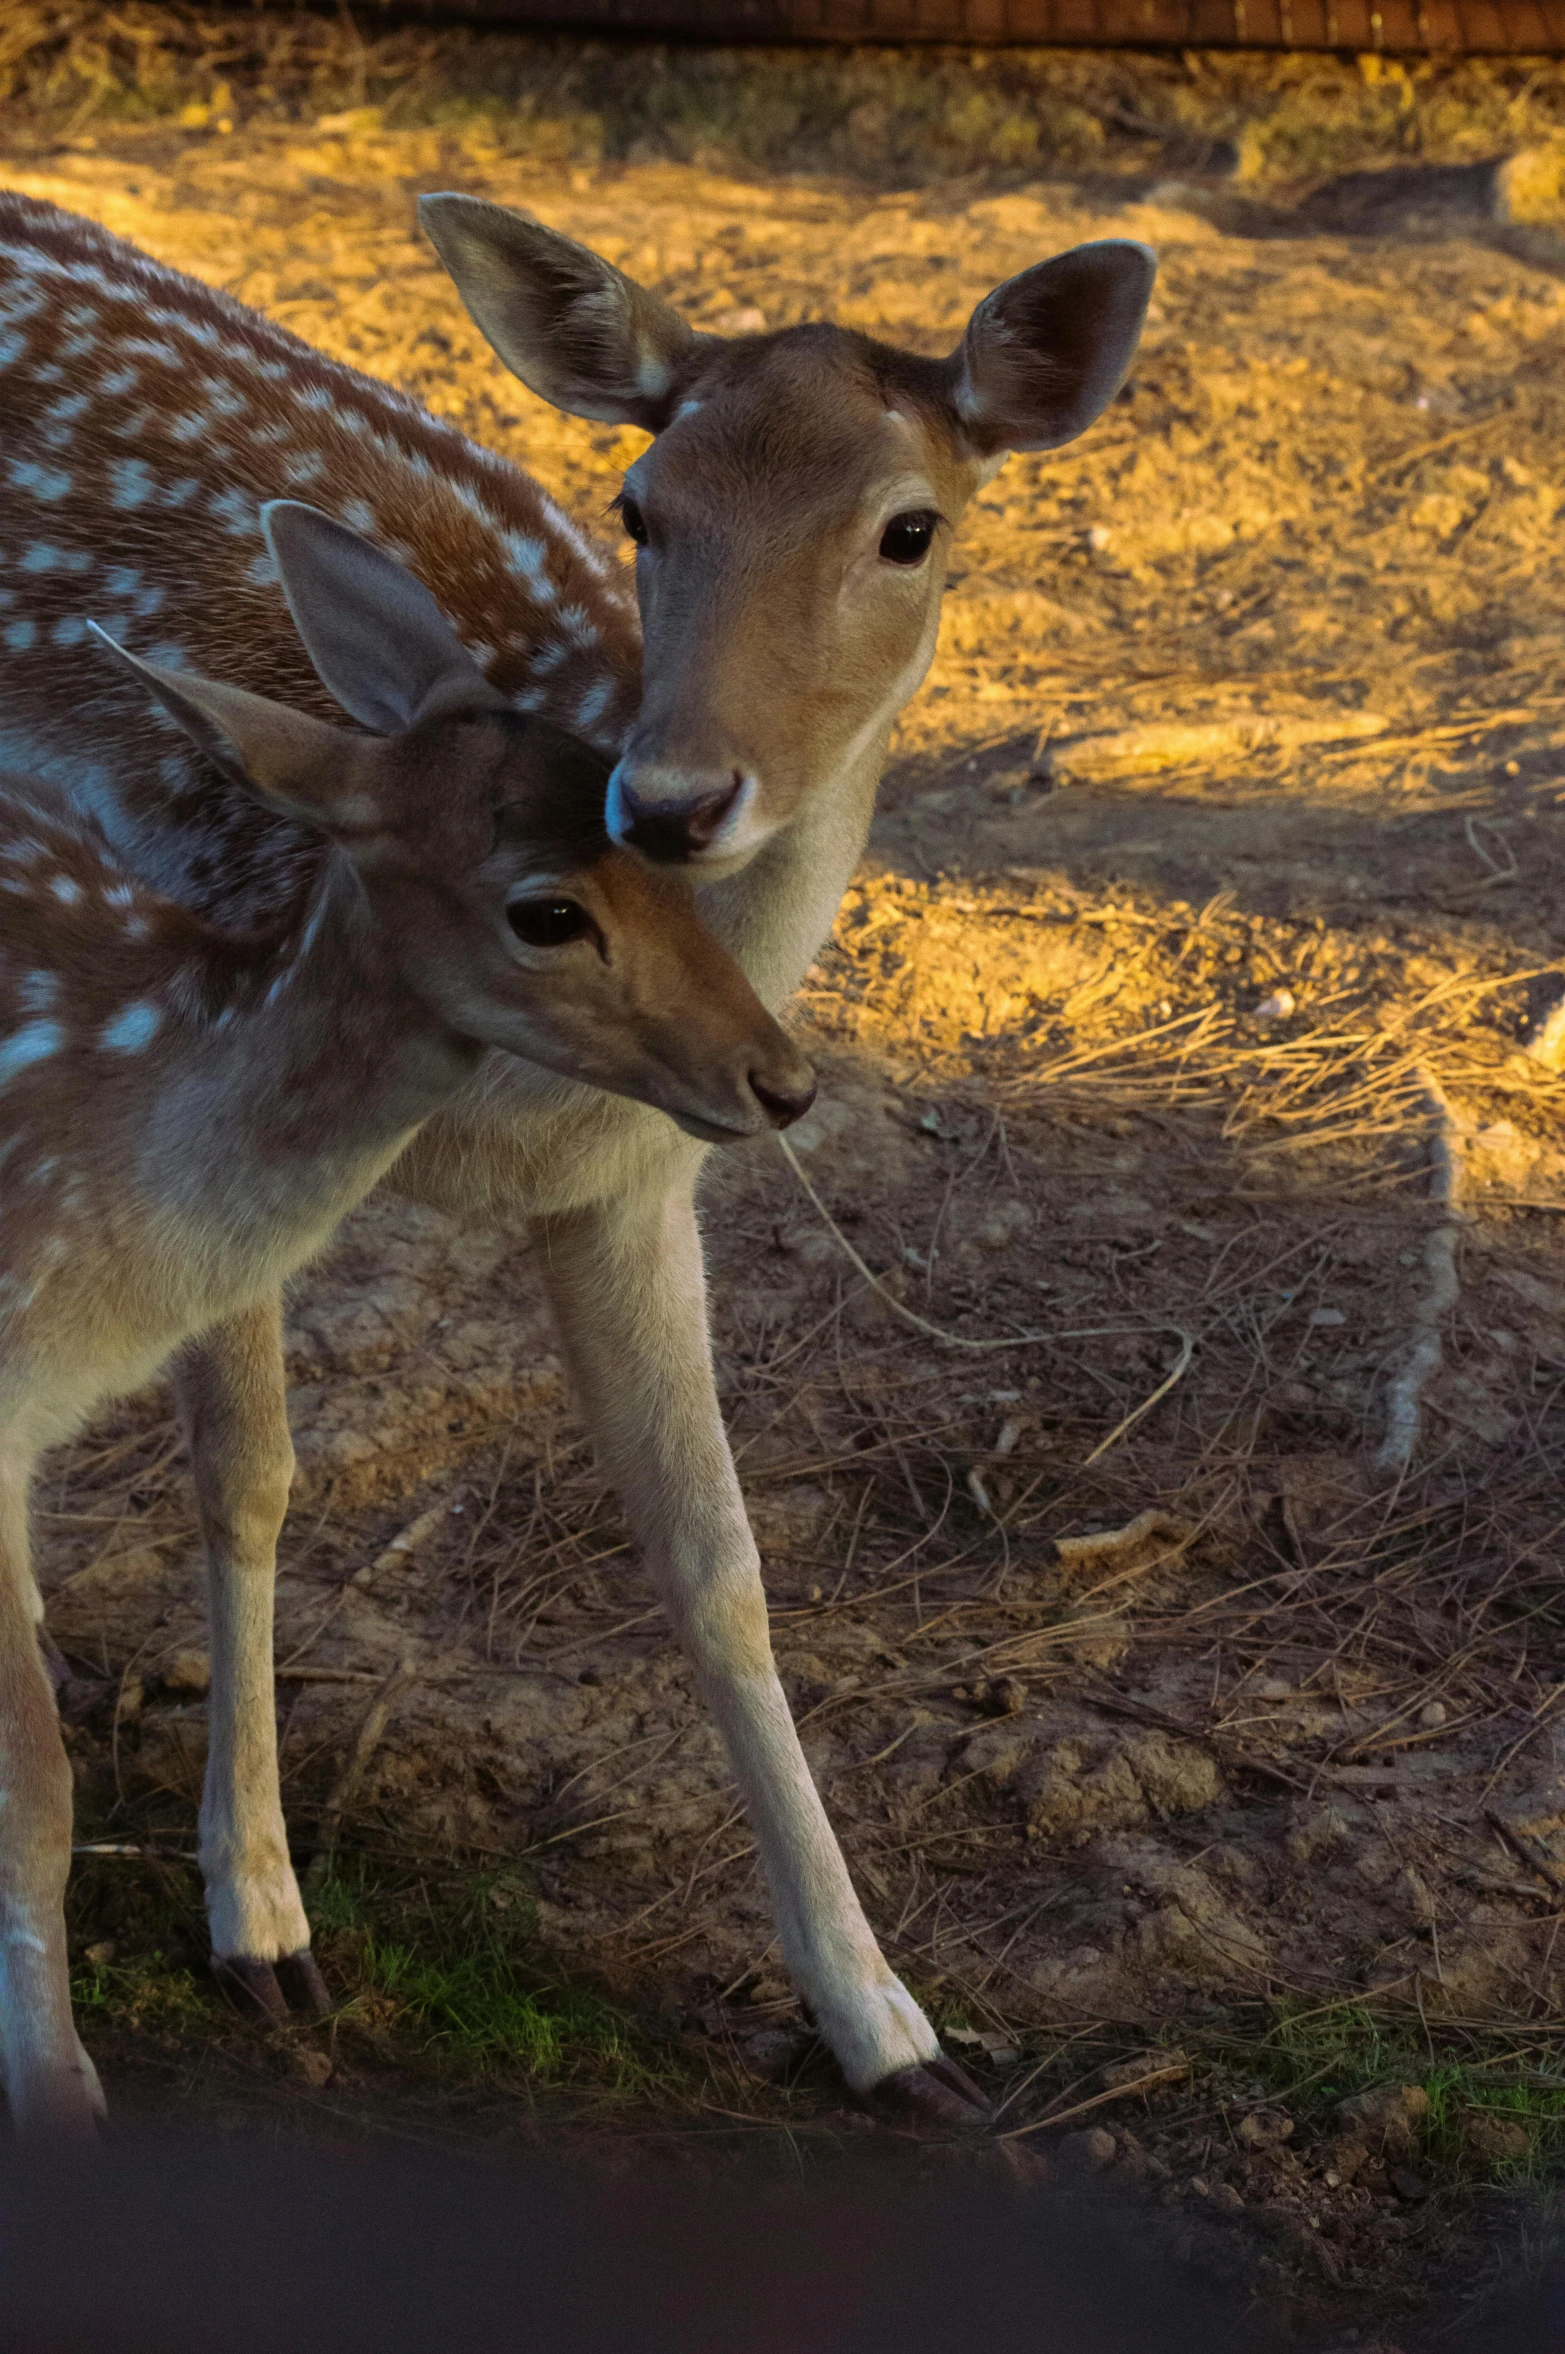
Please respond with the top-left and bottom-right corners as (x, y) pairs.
(750, 1072), (817, 1131)
(618, 772), (746, 862)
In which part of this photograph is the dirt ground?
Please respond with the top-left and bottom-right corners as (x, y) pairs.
(8, 81), (1565, 2349)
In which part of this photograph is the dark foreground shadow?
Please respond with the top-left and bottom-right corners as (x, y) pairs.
(1, 2132), (1560, 2354)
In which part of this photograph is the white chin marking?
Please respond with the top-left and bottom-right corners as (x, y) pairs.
(698, 769), (761, 857)
(689, 818), (775, 868)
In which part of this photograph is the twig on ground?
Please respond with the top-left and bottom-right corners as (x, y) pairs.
(776, 1133), (1192, 1465)
(307, 1652), (415, 1885)
(351, 1500), (452, 1590)
(1001, 2064), (1189, 2140)
(1376, 1067), (1466, 1474)
(1054, 1510), (1193, 1566)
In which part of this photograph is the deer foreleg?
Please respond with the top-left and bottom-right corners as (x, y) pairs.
(535, 1175), (986, 2125)
(0, 1472), (103, 2132)
(175, 1298), (327, 2019)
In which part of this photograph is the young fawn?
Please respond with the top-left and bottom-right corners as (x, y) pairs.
(0, 188), (1153, 2122)
(0, 501), (813, 2135)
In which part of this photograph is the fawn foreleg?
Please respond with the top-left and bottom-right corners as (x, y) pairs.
(174, 1298), (327, 2019)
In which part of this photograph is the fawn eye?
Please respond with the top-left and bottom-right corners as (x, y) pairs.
(508, 897), (591, 947)
(619, 496), (649, 549)
(879, 509), (938, 566)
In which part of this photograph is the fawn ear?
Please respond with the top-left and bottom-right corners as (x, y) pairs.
(947, 241), (1157, 457)
(261, 501), (507, 735)
(88, 624), (383, 836)
(420, 193), (700, 431)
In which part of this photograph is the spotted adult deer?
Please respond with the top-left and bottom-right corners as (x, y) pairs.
(0, 500), (814, 2134)
(0, 188), (1154, 2125)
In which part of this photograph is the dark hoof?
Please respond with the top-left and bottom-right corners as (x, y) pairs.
(870, 2055), (993, 2131)
(214, 1956), (289, 2022)
(275, 1950), (332, 2016)
(214, 1950), (330, 2021)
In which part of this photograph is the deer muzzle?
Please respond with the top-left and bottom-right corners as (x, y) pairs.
(606, 761), (762, 865)
(669, 1032), (816, 1145)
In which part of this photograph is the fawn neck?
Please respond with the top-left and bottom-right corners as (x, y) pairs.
(185, 861), (481, 1201)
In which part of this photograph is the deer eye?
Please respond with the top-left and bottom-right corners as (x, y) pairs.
(619, 496), (649, 548)
(879, 509), (938, 566)
(508, 897), (591, 947)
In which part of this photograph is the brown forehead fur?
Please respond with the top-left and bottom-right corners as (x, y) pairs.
(646, 329), (967, 528)
(376, 710), (613, 871)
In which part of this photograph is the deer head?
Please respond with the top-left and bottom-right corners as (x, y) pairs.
(420, 196), (1156, 870)
(93, 505), (815, 1144)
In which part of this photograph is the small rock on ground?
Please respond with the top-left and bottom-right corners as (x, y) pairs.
(1057, 2127), (1117, 2172)
(1335, 2082), (1428, 2156)
(1235, 2107), (1294, 2149)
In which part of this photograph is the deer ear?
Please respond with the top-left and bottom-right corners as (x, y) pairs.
(949, 241), (1157, 457)
(419, 193), (701, 431)
(88, 624), (383, 837)
(261, 501), (506, 735)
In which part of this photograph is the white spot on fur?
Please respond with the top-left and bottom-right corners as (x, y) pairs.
(211, 486), (260, 536)
(106, 457), (156, 510)
(204, 378), (249, 418)
(99, 1001), (160, 1053)
(0, 1022), (63, 1085)
(8, 459), (72, 502)
(558, 606), (599, 649)
(50, 876), (82, 905)
(501, 531), (551, 592)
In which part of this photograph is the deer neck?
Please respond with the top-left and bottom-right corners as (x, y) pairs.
(692, 721), (889, 1012)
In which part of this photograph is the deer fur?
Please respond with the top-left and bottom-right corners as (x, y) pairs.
(0, 500), (811, 2134)
(0, 188), (1153, 2125)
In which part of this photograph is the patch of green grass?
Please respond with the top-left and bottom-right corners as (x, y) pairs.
(70, 1947), (212, 2035)
(1224, 2000), (1565, 2186)
(309, 1859), (689, 2105)
(360, 1935), (631, 2076)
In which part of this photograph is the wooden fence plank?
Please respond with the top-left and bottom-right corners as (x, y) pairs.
(410, 0), (1565, 46)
